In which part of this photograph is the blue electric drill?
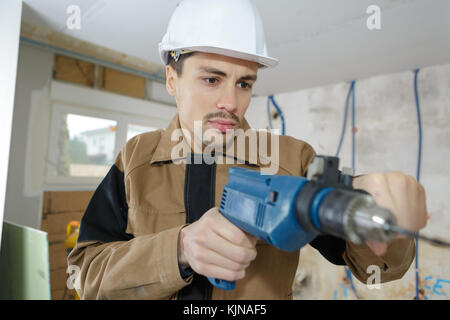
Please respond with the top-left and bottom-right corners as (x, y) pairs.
(208, 155), (399, 290)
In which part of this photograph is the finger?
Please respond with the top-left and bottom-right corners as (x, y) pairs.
(358, 174), (396, 214)
(193, 247), (250, 272)
(195, 263), (246, 282)
(415, 183), (428, 228)
(366, 241), (388, 256)
(212, 215), (257, 249)
(385, 173), (416, 230)
(204, 230), (257, 264)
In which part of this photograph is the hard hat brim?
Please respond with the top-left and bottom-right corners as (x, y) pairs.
(160, 45), (279, 69)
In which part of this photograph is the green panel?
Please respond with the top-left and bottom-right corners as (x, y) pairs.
(0, 221), (51, 300)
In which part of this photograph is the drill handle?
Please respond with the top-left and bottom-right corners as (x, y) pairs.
(207, 277), (236, 291)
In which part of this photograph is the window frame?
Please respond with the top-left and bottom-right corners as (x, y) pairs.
(45, 80), (176, 190)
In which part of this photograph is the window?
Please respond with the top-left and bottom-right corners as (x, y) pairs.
(48, 105), (160, 186)
(127, 124), (158, 141)
(64, 114), (117, 178)
(48, 105), (121, 185)
(45, 80), (177, 189)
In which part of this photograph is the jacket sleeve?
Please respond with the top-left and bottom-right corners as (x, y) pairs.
(300, 142), (415, 283)
(343, 238), (415, 284)
(67, 150), (192, 299)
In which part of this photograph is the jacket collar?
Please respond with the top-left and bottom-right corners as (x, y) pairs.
(150, 113), (184, 164)
(151, 113), (267, 167)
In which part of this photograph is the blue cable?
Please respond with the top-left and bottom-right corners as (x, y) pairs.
(347, 80), (359, 299)
(335, 81), (355, 157)
(267, 95), (286, 135)
(413, 69), (422, 300)
(267, 97), (273, 129)
(414, 69), (422, 182)
(351, 82), (356, 169)
(345, 268), (360, 300)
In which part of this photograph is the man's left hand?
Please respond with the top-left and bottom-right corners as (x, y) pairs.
(352, 172), (428, 256)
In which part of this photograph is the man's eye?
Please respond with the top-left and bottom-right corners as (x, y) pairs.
(204, 78), (219, 85)
(237, 82), (252, 90)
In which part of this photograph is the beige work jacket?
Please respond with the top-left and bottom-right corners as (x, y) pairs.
(68, 114), (415, 299)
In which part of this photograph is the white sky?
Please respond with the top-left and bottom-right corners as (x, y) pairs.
(66, 113), (157, 140)
(66, 113), (116, 138)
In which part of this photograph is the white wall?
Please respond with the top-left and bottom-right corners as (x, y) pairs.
(4, 43), (54, 229)
(0, 0), (23, 244)
(246, 62), (450, 299)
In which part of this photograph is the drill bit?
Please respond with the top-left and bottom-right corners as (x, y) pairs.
(385, 224), (450, 248)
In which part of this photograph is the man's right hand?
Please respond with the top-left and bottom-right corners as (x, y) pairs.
(178, 207), (257, 282)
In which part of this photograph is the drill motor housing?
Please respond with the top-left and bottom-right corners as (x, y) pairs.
(209, 156), (383, 290)
(219, 156), (355, 252)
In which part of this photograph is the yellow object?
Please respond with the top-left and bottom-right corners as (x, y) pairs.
(65, 221), (80, 253)
(65, 221), (80, 300)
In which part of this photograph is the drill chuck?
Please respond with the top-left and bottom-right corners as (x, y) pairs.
(345, 197), (397, 244)
(296, 185), (398, 245)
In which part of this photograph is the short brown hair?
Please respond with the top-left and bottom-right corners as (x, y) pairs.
(168, 52), (197, 77)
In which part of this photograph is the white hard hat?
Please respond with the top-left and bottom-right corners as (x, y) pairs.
(159, 0), (278, 68)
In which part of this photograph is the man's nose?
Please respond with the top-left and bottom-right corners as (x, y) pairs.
(217, 85), (238, 113)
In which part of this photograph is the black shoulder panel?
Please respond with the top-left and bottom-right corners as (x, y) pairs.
(177, 153), (215, 300)
(309, 235), (347, 265)
(78, 164), (134, 243)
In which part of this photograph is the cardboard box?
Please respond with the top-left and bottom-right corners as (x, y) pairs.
(42, 191), (93, 215)
(41, 211), (84, 235)
(41, 191), (94, 299)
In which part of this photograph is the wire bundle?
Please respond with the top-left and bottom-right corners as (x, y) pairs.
(267, 95), (286, 135)
(335, 71), (423, 299)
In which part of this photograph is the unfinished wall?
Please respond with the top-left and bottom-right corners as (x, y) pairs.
(246, 62), (450, 299)
(5, 42), (175, 231)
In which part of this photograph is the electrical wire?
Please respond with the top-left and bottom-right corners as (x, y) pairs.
(335, 81), (355, 157)
(345, 267), (360, 299)
(347, 80), (359, 299)
(414, 69), (422, 182)
(267, 97), (273, 129)
(267, 95), (286, 135)
(351, 81), (356, 169)
(413, 69), (422, 300)
(335, 72), (425, 299)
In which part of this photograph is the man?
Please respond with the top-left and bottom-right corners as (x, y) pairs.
(68, 0), (427, 300)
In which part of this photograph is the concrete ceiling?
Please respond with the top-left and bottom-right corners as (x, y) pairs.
(21, 0), (450, 96)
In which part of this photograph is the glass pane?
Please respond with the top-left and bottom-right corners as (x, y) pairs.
(127, 124), (157, 141)
(57, 113), (117, 177)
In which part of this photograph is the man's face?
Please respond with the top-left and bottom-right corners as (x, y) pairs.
(166, 52), (259, 148)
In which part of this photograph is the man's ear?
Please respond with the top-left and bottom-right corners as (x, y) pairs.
(166, 65), (177, 97)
